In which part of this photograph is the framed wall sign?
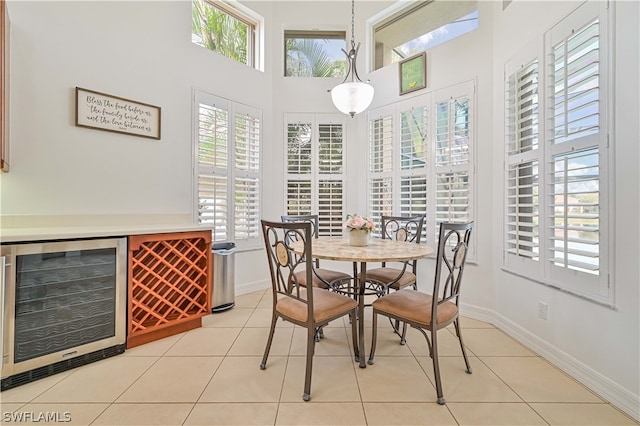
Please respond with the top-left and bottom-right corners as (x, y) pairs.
(399, 52), (427, 96)
(75, 87), (161, 140)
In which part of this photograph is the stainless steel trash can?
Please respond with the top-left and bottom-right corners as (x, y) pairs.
(211, 242), (236, 312)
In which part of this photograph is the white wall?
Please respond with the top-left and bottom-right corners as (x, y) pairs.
(1, 0), (638, 419)
(1, 1), (274, 215)
(0, 0), (276, 292)
(490, 0), (640, 419)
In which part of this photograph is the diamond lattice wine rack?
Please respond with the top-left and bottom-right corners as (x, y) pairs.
(127, 231), (212, 348)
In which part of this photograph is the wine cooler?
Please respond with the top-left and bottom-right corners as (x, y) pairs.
(1, 237), (127, 390)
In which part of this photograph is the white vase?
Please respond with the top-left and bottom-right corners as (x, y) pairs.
(349, 230), (369, 247)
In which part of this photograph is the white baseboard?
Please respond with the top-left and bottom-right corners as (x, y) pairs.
(236, 279), (270, 297)
(460, 303), (640, 422)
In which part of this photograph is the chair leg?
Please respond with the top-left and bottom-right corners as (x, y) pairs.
(303, 327), (316, 401)
(400, 322), (408, 345)
(367, 310), (378, 365)
(388, 317), (408, 345)
(260, 311), (278, 370)
(454, 319), (472, 374)
(350, 308), (359, 363)
(430, 329), (446, 405)
(423, 332), (433, 358)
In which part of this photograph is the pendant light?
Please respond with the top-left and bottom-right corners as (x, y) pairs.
(330, 0), (374, 118)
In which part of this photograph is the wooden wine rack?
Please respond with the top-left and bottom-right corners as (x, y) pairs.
(127, 231), (212, 348)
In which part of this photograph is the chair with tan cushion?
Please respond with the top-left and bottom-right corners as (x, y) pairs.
(363, 215), (425, 343)
(260, 219), (358, 402)
(368, 221), (473, 405)
(364, 215), (425, 293)
(281, 214), (352, 290)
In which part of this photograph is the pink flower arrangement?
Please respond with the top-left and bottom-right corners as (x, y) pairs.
(343, 213), (375, 233)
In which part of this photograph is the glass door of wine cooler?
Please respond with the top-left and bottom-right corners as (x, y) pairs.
(1, 238), (126, 384)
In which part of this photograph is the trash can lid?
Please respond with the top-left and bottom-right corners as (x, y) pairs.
(213, 242), (236, 251)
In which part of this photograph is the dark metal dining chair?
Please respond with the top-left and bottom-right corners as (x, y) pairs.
(365, 215), (425, 293)
(368, 221), (474, 405)
(281, 214), (352, 290)
(363, 215), (425, 343)
(260, 220), (359, 401)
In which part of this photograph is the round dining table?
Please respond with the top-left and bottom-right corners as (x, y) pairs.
(292, 236), (433, 368)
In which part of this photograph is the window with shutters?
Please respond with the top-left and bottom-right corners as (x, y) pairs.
(368, 81), (475, 253)
(503, 0), (611, 304)
(195, 90), (261, 248)
(285, 114), (346, 236)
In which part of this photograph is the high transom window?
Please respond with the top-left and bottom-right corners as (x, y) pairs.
(192, 0), (261, 69)
(372, 0), (478, 70)
(284, 30), (347, 77)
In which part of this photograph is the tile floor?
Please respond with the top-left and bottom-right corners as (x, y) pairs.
(1, 288), (637, 425)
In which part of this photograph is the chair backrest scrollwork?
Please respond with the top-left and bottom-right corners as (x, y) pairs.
(261, 220), (314, 314)
(281, 214), (321, 267)
(433, 222), (473, 311)
(380, 215), (425, 270)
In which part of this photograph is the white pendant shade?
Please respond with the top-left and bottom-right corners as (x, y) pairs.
(330, 82), (374, 118)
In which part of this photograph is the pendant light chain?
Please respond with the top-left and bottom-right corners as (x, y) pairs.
(351, 0), (355, 46)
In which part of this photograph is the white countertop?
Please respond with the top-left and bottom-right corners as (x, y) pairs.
(1, 224), (207, 243)
(0, 214), (209, 243)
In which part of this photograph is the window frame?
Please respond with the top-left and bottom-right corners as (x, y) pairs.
(502, 0), (613, 305)
(193, 89), (262, 250)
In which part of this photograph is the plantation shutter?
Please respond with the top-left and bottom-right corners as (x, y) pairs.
(399, 105), (428, 240)
(196, 94), (230, 241)
(548, 149), (600, 272)
(368, 110), (394, 231)
(318, 122), (344, 235)
(433, 94), (471, 226)
(234, 107), (261, 240)
(506, 161), (539, 259)
(286, 122), (313, 216)
(318, 181), (343, 235)
(285, 114), (345, 236)
(286, 180), (312, 215)
(546, 0), (607, 295)
(505, 56), (541, 263)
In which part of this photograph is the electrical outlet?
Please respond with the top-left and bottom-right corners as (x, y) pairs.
(538, 301), (548, 320)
